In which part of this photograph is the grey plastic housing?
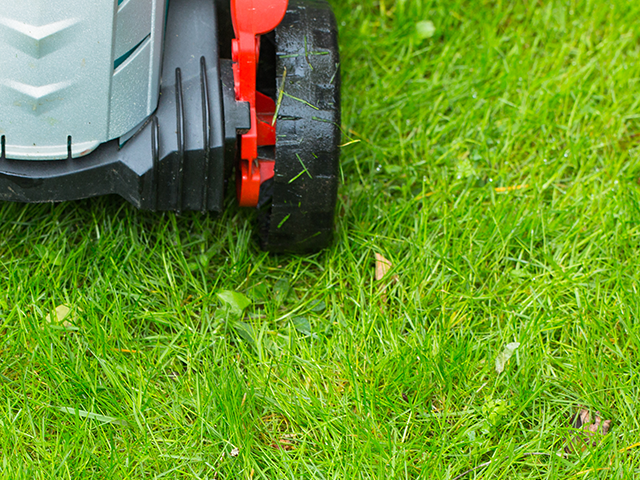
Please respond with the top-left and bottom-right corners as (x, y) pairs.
(0, 0), (250, 213)
(0, 0), (165, 160)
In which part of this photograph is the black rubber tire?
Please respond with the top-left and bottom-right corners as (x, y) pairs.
(258, 0), (341, 254)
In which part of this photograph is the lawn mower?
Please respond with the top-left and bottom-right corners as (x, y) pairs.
(0, 0), (340, 253)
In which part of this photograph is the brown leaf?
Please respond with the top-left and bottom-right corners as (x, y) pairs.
(276, 438), (296, 450)
(375, 253), (392, 281)
(565, 409), (612, 454)
(375, 253), (399, 305)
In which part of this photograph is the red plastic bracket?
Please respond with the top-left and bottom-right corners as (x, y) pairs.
(231, 0), (288, 207)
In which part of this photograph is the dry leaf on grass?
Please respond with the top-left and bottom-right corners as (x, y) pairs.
(375, 253), (399, 303)
(565, 408), (612, 454)
(375, 253), (392, 281)
(495, 342), (520, 374)
(44, 304), (77, 330)
(269, 438), (296, 451)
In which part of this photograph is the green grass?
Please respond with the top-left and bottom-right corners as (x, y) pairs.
(3, 0), (640, 477)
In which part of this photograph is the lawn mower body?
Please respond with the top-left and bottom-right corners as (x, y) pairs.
(0, 0), (341, 252)
(0, 0), (166, 160)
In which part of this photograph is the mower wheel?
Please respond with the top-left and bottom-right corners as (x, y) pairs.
(258, 0), (341, 253)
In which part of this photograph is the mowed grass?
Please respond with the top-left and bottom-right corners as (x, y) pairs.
(3, 0), (640, 478)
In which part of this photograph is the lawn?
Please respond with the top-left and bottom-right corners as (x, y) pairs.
(3, 0), (640, 478)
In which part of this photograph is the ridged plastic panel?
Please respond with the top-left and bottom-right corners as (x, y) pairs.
(0, 0), (165, 160)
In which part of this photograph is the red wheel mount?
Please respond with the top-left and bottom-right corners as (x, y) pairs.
(230, 0), (288, 207)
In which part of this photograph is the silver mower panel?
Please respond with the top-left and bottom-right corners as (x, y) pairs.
(0, 0), (165, 160)
(0, 0), (249, 214)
